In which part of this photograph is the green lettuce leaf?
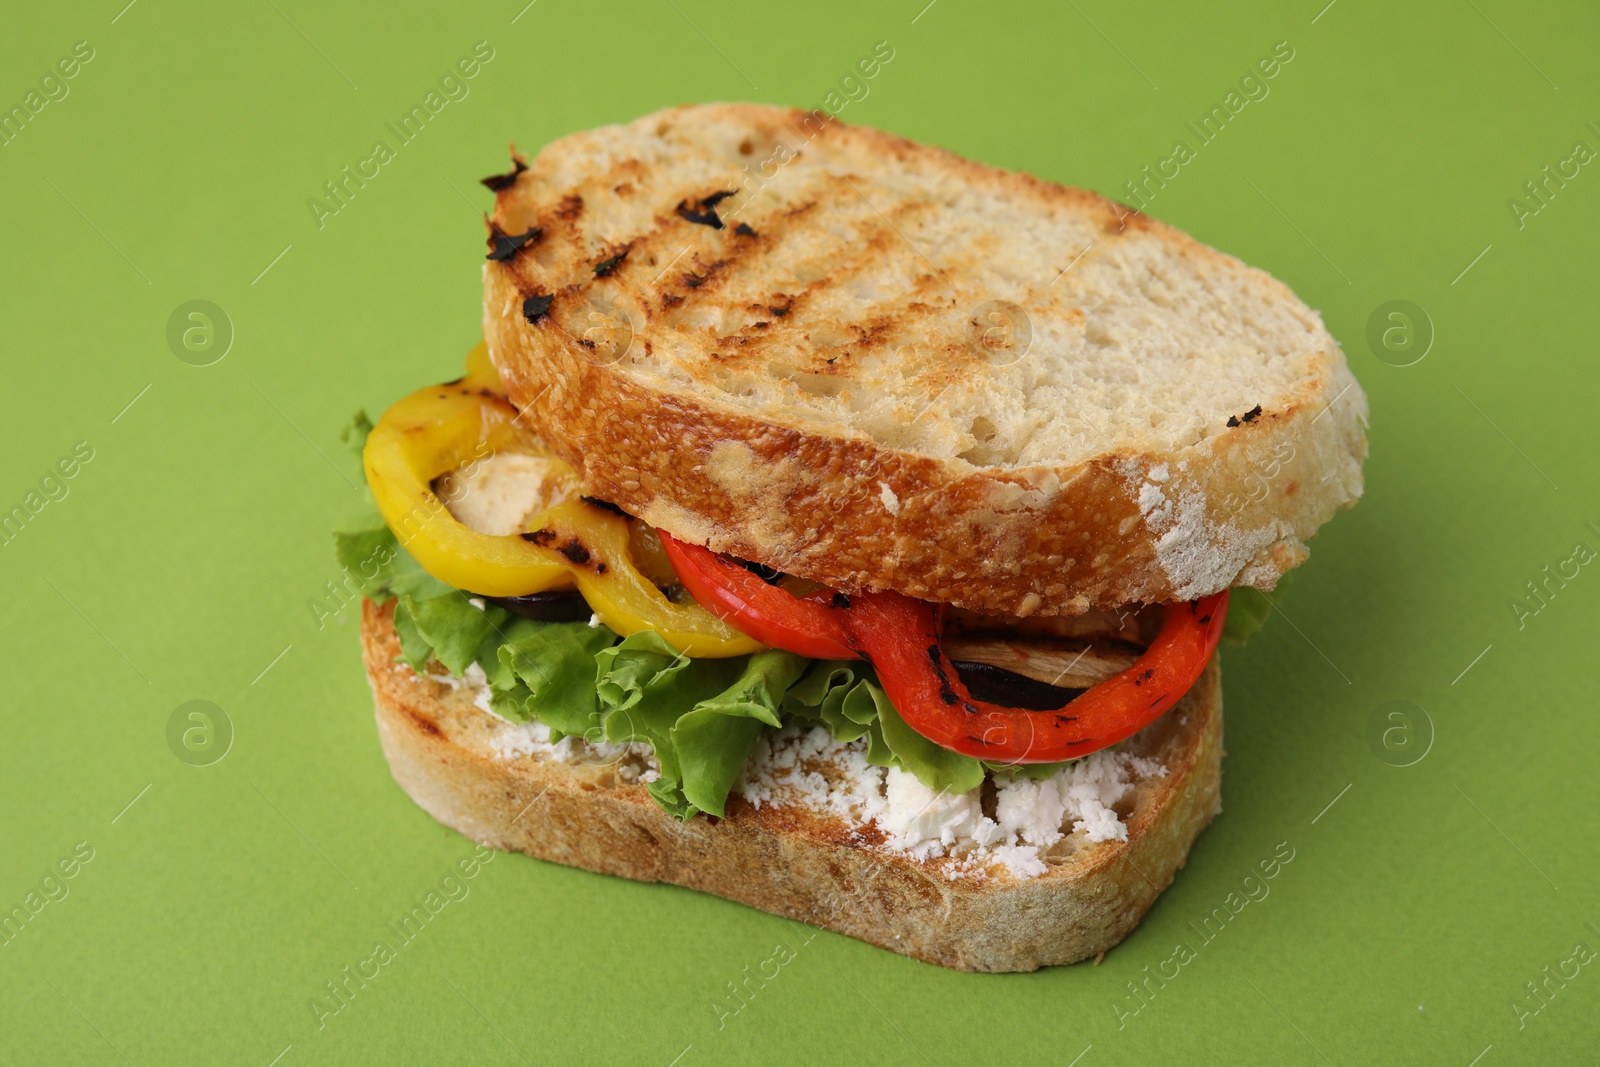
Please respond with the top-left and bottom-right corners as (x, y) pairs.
(991, 760), (1073, 781)
(342, 410), (374, 464)
(397, 592), (505, 676)
(390, 599), (433, 671)
(864, 679), (987, 795)
(333, 519), (450, 601)
(673, 650), (807, 816)
(488, 682), (538, 724)
(331, 526), (397, 598)
(1222, 573), (1293, 647)
(498, 621), (617, 737)
(594, 632), (748, 818)
(782, 660), (893, 762)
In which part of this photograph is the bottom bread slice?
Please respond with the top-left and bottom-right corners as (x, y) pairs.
(361, 599), (1223, 972)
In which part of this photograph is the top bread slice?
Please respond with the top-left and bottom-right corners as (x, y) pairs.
(482, 103), (1367, 616)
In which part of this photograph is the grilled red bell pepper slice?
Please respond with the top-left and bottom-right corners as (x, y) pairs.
(657, 530), (1228, 763)
(658, 531), (857, 660)
(838, 589), (1228, 763)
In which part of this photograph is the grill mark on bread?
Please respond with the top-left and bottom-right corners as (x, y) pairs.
(403, 705), (444, 738)
(480, 153), (528, 192)
(1226, 404), (1263, 427)
(486, 226), (541, 261)
(593, 246), (630, 278)
(521, 292), (554, 323)
(676, 189), (736, 228)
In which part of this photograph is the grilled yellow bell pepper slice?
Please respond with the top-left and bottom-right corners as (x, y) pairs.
(365, 380), (576, 597)
(460, 339), (502, 391)
(525, 500), (762, 657)
(364, 344), (761, 657)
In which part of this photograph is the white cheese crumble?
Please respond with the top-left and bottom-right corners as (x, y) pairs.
(486, 716), (656, 779)
(426, 662), (496, 716)
(432, 662), (658, 779)
(737, 726), (1165, 881)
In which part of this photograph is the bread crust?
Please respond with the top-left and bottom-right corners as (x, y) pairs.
(362, 599), (1224, 972)
(483, 103), (1367, 616)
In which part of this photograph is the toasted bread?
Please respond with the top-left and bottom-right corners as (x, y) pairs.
(482, 103), (1367, 617)
(362, 599), (1223, 972)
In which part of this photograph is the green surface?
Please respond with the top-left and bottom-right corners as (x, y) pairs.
(2, 0), (1596, 1063)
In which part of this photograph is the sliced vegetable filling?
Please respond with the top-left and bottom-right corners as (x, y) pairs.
(344, 343), (1245, 816)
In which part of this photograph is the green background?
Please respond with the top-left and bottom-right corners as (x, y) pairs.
(2, 0), (1596, 1063)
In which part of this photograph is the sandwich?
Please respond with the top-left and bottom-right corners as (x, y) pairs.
(337, 104), (1367, 972)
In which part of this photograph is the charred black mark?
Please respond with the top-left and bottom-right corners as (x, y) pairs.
(522, 294), (554, 323)
(527, 534), (593, 566)
(830, 592), (851, 609)
(1200, 615), (1212, 625)
(685, 271), (706, 289)
(768, 299), (793, 317)
(737, 559), (783, 584)
(677, 203), (723, 228)
(926, 644), (965, 707)
(734, 222), (757, 236)
(596, 563), (608, 574)
(676, 190), (737, 229)
(594, 248), (630, 277)
(479, 157), (527, 192)
(580, 496), (627, 516)
(1226, 404), (1263, 428)
(487, 226), (540, 262)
